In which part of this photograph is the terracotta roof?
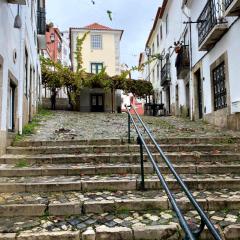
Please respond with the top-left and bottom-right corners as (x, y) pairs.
(84, 23), (112, 30)
(160, 0), (169, 18)
(70, 23), (124, 40)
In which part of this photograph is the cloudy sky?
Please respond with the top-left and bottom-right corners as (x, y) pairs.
(46, 0), (161, 77)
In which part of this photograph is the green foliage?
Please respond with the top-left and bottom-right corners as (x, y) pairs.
(41, 30), (154, 109)
(14, 109), (52, 142)
(15, 160), (29, 168)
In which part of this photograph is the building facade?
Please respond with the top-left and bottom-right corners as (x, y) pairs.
(143, 0), (240, 130)
(61, 30), (71, 67)
(0, 0), (45, 155)
(70, 23), (123, 112)
(44, 25), (62, 63)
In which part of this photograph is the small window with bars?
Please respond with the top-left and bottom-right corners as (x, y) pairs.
(91, 35), (102, 49)
(212, 62), (227, 111)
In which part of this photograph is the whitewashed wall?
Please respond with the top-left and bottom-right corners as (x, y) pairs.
(0, 0), (41, 154)
(189, 0), (240, 115)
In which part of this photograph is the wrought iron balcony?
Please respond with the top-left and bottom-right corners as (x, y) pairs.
(224, 0), (240, 16)
(161, 62), (171, 86)
(175, 46), (190, 79)
(197, 0), (228, 51)
(37, 8), (46, 35)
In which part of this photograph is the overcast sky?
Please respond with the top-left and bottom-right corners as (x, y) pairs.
(46, 0), (161, 77)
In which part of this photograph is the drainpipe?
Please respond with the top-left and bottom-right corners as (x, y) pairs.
(18, 6), (25, 135)
(181, 5), (194, 120)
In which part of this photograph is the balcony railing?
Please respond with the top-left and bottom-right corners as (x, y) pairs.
(161, 62), (171, 86)
(224, 0), (240, 16)
(7, 0), (26, 5)
(197, 0), (228, 51)
(37, 8), (46, 35)
(225, 0), (234, 8)
(175, 46), (190, 79)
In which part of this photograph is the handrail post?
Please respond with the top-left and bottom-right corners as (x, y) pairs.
(137, 136), (145, 190)
(128, 113), (131, 144)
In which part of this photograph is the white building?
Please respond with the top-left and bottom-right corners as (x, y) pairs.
(61, 31), (71, 67)
(0, 0), (45, 155)
(143, 0), (240, 130)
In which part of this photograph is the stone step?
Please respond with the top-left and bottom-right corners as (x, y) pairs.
(0, 189), (239, 217)
(0, 174), (239, 193)
(1, 152), (240, 164)
(0, 209), (238, 239)
(6, 144), (240, 155)
(0, 163), (239, 177)
(12, 137), (240, 147)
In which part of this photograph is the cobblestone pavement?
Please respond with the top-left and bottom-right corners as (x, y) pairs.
(0, 209), (239, 233)
(23, 111), (240, 141)
(0, 173), (239, 183)
(0, 189), (239, 205)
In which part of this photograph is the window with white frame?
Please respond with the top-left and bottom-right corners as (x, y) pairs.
(91, 35), (102, 49)
(152, 43), (155, 55)
(157, 64), (160, 79)
(91, 63), (103, 74)
(166, 14), (169, 35)
(157, 34), (159, 47)
(160, 25), (163, 39)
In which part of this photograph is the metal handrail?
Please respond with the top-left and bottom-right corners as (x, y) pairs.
(126, 104), (222, 240)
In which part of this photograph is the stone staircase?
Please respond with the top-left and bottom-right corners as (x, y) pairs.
(0, 137), (239, 240)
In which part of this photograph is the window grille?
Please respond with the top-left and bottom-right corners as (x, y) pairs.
(212, 62), (227, 110)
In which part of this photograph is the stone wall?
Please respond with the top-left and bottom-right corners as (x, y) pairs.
(204, 108), (240, 131)
(228, 113), (240, 131)
(42, 98), (69, 110)
(0, 131), (6, 156)
(204, 108), (228, 129)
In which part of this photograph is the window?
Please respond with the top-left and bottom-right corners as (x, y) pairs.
(152, 69), (155, 83)
(91, 63), (103, 74)
(157, 34), (159, 47)
(166, 14), (168, 35)
(24, 48), (28, 97)
(152, 43), (155, 55)
(91, 35), (102, 49)
(212, 62), (227, 111)
(160, 25), (163, 39)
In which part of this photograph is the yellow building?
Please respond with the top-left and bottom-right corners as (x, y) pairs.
(70, 23), (123, 112)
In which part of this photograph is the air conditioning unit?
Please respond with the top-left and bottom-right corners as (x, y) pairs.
(232, 100), (240, 113)
(7, 0), (26, 5)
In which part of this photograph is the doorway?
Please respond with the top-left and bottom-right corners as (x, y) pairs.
(175, 85), (179, 116)
(91, 94), (104, 112)
(195, 69), (203, 119)
(186, 83), (190, 117)
(8, 84), (15, 131)
(29, 66), (33, 122)
(166, 86), (171, 114)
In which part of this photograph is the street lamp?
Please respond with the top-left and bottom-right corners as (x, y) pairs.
(14, 5), (22, 29)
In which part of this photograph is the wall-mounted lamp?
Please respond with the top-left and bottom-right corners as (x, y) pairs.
(50, 33), (55, 43)
(14, 5), (22, 29)
(145, 47), (151, 58)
